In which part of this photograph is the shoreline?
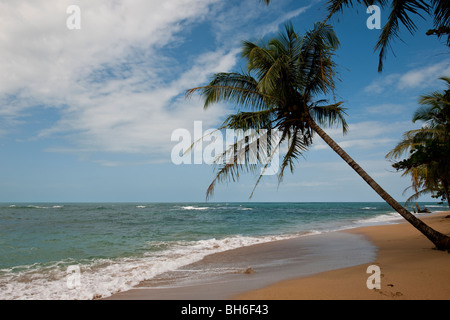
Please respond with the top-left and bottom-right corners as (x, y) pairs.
(105, 230), (377, 299)
(234, 211), (450, 300)
(106, 211), (450, 300)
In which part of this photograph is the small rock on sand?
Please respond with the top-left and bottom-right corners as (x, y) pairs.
(243, 267), (254, 274)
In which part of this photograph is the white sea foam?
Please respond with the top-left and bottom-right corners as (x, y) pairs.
(355, 212), (403, 226)
(136, 205), (146, 208)
(3, 202), (440, 300)
(361, 207), (377, 210)
(0, 233), (305, 300)
(27, 205), (50, 209)
(181, 206), (209, 210)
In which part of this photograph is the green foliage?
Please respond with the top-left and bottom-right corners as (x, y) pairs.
(392, 140), (450, 171)
(187, 22), (347, 199)
(387, 77), (450, 205)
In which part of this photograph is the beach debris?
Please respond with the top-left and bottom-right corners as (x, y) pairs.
(92, 293), (103, 300)
(233, 267), (255, 274)
(445, 215), (450, 219)
(387, 283), (394, 287)
(243, 267), (255, 274)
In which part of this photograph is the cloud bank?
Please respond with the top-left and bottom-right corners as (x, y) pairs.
(0, 0), (317, 165)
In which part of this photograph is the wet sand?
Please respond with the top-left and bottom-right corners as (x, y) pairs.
(106, 211), (450, 300)
(106, 231), (376, 299)
(235, 211), (450, 300)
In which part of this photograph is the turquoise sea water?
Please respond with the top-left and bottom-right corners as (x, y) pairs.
(0, 202), (446, 299)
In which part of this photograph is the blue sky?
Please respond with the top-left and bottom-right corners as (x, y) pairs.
(0, 0), (449, 203)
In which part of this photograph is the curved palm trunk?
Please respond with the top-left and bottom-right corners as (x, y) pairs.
(441, 179), (450, 207)
(308, 118), (450, 250)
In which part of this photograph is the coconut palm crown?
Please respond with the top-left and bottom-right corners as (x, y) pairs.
(187, 22), (347, 198)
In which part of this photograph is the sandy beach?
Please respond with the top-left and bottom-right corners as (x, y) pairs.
(235, 211), (450, 300)
(107, 211), (450, 300)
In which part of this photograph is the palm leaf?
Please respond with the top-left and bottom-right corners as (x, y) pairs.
(310, 101), (348, 134)
(375, 0), (430, 72)
(187, 22), (345, 200)
(205, 128), (279, 200)
(186, 73), (278, 111)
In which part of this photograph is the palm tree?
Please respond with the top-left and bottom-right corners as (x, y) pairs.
(262, 0), (450, 72)
(187, 22), (450, 250)
(387, 76), (450, 206)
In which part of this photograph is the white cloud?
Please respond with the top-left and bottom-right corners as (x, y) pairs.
(0, 0), (216, 100)
(364, 73), (399, 94)
(0, 0), (316, 165)
(260, 4), (312, 37)
(39, 49), (239, 157)
(209, 0), (313, 45)
(365, 103), (406, 115)
(364, 60), (450, 94)
(313, 121), (412, 151)
(0, 0), (240, 160)
(398, 62), (450, 90)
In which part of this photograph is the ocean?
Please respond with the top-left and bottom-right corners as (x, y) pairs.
(0, 202), (447, 300)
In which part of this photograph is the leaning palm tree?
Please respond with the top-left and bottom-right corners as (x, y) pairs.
(187, 22), (450, 250)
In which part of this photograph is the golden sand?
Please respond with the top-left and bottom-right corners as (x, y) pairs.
(234, 211), (450, 300)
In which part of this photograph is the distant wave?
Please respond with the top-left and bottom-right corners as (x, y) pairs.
(180, 205), (253, 211)
(355, 212), (402, 225)
(361, 207), (377, 210)
(181, 206), (209, 211)
(136, 206), (146, 209)
(8, 205), (62, 209)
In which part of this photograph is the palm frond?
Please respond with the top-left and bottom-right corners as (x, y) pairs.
(242, 41), (277, 78)
(404, 185), (436, 205)
(310, 101), (348, 134)
(430, 0), (450, 30)
(277, 127), (309, 183)
(243, 23), (300, 98)
(375, 0), (430, 72)
(299, 22), (340, 96)
(186, 23), (346, 201)
(249, 134), (284, 199)
(386, 127), (442, 159)
(326, 1), (388, 21)
(222, 110), (275, 131)
(186, 72), (278, 111)
(205, 128), (279, 200)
